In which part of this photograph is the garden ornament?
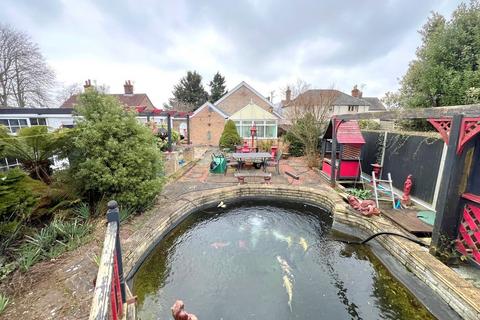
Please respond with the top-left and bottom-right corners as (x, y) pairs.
(401, 174), (413, 206)
(348, 195), (380, 216)
(171, 300), (198, 320)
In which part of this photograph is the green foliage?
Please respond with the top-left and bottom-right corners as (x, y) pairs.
(73, 202), (91, 221)
(209, 72), (227, 102)
(398, 2), (480, 109)
(358, 120), (381, 130)
(19, 218), (92, 271)
(258, 140), (274, 152)
(284, 131), (305, 157)
(0, 169), (46, 244)
(0, 125), (66, 183)
(346, 188), (372, 200)
(0, 293), (8, 314)
(171, 71), (209, 111)
(119, 206), (135, 224)
(67, 91), (164, 210)
(0, 260), (15, 281)
(219, 120), (242, 150)
(155, 127), (181, 152)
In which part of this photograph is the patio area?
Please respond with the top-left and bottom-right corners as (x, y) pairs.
(175, 149), (324, 188)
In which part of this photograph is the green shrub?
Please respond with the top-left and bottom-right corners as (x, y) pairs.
(19, 218), (92, 271)
(219, 120), (242, 150)
(284, 131), (304, 157)
(67, 91), (164, 210)
(346, 188), (372, 200)
(0, 125), (66, 184)
(156, 128), (181, 151)
(258, 140), (274, 152)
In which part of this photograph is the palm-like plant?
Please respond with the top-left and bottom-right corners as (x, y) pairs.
(0, 126), (65, 184)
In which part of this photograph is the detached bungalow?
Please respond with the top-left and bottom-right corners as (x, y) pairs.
(190, 81), (280, 146)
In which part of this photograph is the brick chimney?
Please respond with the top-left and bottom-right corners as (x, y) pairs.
(351, 85), (362, 98)
(286, 87), (291, 103)
(124, 80), (134, 95)
(83, 79), (92, 91)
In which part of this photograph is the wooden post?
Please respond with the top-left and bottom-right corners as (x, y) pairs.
(167, 114), (172, 152)
(107, 200), (126, 304)
(186, 114), (191, 145)
(431, 115), (469, 253)
(330, 119), (337, 187)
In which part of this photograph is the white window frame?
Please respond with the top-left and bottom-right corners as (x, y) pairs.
(347, 105), (359, 112)
(233, 120), (278, 139)
(0, 118), (29, 134)
(0, 157), (20, 171)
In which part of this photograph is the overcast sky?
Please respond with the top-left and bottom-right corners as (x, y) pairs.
(1, 0), (461, 107)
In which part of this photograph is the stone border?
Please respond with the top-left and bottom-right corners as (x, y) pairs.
(122, 184), (480, 320)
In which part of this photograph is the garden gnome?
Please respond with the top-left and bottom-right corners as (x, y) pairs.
(171, 300), (198, 320)
(401, 174), (413, 206)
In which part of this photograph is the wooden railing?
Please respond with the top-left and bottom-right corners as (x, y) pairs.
(89, 200), (126, 320)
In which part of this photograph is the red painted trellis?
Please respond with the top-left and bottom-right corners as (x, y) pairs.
(428, 118), (452, 144)
(428, 117), (480, 153)
(456, 194), (480, 266)
(110, 250), (123, 320)
(428, 116), (480, 266)
(458, 117), (480, 153)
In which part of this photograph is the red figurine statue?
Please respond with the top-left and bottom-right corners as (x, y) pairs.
(401, 174), (413, 206)
(171, 300), (198, 320)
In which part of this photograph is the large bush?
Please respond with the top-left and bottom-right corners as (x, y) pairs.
(68, 91), (164, 210)
(219, 120), (241, 150)
(284, 131), (305, 157)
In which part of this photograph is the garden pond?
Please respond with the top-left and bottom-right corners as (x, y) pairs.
(132, 200), (435, 319)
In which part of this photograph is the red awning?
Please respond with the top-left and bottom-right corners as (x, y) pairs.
(335, 119), (365, 145)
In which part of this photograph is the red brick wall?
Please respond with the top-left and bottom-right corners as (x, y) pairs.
(216, 85), (271, 115)
(190, 107), (226, 145)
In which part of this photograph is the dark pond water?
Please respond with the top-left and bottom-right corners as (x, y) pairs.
(133, 200), (434, 320)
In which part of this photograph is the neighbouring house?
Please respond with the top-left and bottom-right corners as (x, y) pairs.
(189, 81), (281, 146)
(0, 107), (189, 171)
(280, 85), (386, 119)
(61, 80), (156, 111)
(60, 79), (190, 136)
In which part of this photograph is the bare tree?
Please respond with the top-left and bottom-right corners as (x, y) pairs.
(283, 80), (337, 167)
(0, 24), (55, 108)
(55, 82), (82, 106)
(168, 98), (196, 112)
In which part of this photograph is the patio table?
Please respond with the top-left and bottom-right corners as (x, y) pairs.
(231, 152), (273, 171)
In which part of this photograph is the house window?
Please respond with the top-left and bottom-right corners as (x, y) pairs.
(29, 118), (47, 126)
(0, 157), (20, 171)
(0, 119), (28, 133)
(234, 120), (277, 139)
(347, 106), (358, 112)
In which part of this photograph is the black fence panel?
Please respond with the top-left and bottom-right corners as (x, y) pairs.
(380, 133), (444, 204)
(360, 131), (382, 175)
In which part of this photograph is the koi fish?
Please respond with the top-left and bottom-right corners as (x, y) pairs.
(272, 230), (293, 247)
(299, 237), (308, 252)
(283, 275), (293, 312)
(210, 242), (230, 249)
(276, 256), (293, 278)
(238, 240), (247, 249)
